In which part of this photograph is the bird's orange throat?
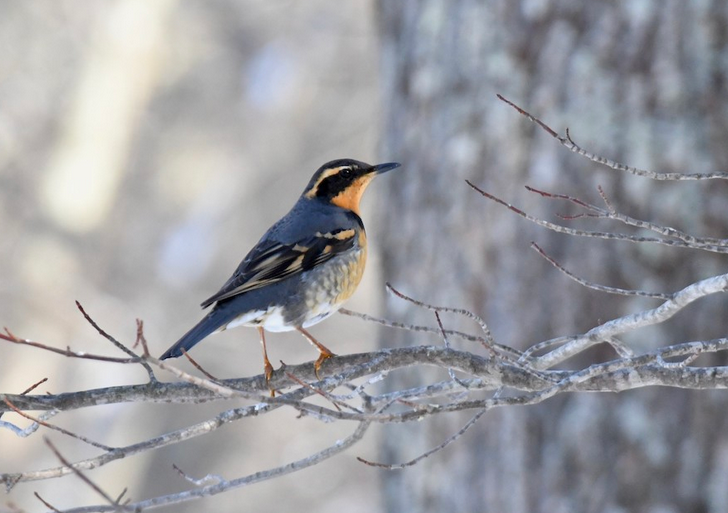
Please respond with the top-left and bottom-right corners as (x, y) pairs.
(330, 175), (375, 215)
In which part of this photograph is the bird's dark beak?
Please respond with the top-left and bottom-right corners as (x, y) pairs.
(370, 162), (401, 175)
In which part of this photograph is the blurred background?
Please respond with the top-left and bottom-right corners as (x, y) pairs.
(4, 1), (728, 512)
(1, 1), (385, 512)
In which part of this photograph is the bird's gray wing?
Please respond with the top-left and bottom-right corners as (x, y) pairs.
(200, 227), (358, 308)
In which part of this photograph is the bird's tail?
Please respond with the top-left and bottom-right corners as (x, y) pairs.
(159, 307), (238, 360)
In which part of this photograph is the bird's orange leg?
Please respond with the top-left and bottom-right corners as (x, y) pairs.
(257, 327), (275, 396)
(296, 327), (335, 379)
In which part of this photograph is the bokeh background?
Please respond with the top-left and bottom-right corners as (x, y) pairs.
(4, 2), (728, 512)
(1, 1), (387, 512)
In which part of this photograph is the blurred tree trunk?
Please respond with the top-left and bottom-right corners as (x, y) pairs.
(376, 2), (728, 512)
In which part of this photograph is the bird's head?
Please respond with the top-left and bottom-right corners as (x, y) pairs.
(303, 159), (401, 214)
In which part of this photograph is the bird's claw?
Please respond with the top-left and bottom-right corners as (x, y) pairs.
(264, 361), (276, 397)
(314, 352), (334, 380)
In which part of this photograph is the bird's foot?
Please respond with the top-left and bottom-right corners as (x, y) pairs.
(264, 360), (276, 397)
(314, 351), (335, 380)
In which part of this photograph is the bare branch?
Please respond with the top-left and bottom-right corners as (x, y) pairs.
(434, 311), (470, 388)
(497, 94), (728, 180)
(0, 410), (60, 439)
(43, 438), (126, 511)
(2, 386), (314, 489)
(466, 180), (728, 254)
(180, 349), (220, 381)
(35, 492), (62, 513)
(54, 422), (371, 513)
(386, 283), (497, 355)
(0, 330), (137, 364)
(172, 464), (224, 487)
(76, 302), (156, 382)
(357, 408), (486, 469)
(530, 241), (671, 300)
(526, 185), (728, 248)
(5, 95), (728, 510)
(4, 399), (112, 450)
(534, 274), (728, 369)
(339, 308), (523, 359)
(0, 346), (540, 414)
(20, 377), (49, 396)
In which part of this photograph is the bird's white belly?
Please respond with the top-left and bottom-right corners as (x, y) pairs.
(220, 248), (363, 334)
(222, 302), (341, 333)
(300, 302), (339, 328)
(223, 306), (291, 332)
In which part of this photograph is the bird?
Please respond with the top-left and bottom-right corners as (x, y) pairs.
(159, 158), (401, 387)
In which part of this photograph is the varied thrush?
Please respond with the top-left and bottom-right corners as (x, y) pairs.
(160, 159), (400, 384)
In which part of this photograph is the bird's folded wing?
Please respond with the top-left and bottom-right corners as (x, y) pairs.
(200, 228), (357, 307)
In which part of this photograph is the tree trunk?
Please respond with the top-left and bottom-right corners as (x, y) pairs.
(376, 2), (728, 512)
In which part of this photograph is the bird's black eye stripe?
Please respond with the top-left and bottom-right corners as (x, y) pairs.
(309, 165), (360, 199)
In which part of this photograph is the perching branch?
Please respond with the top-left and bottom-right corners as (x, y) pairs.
(4, 97), (728, 512)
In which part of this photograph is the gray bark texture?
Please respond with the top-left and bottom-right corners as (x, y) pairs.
(376, 2), (728, 512)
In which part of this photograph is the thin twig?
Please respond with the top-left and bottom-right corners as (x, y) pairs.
(0, 411), (59, 438)
(55, 422), (372, 513)
(497, 94), (728, 180)
(530, 241), (671, 300)
(115, 488), (129, 506)
(466, 180), (728, 254)
(284, 371), (346, 413)
(151, 356), (267, 401)
(386, 283), (497, 356)
(603, 336), (635, 358)
(358, 408), (486, 469)
(4, 399), (112, 450)
(35, 492), (62, 513)
(434, 311), (469, 387)
(521, 336), (575, 359)
(0, 377), (48, 422)
(2, 386), (318, 489)
(0, 331), (137, 364)
(597, 185), (616, 214)
(76, 301), (156, 381)
(526, 185), (728, 247)
(180, 349), (220, 382)
(44, 437), (126, 511)
(172, 464), (224, 487)
(21, 377), (49, 396)
(339, 308), (523, 359)
(134, 319), (147, 352)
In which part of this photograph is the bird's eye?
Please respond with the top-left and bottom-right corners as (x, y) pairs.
(340, 168), (352, 179)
